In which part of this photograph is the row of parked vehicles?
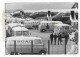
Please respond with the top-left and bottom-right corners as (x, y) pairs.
(5, 18), (76, 55)
(5, 22), (47, 55)
(6, 17), (75, 33)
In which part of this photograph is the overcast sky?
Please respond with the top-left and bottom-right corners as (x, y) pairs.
(5, 2), (75, 11)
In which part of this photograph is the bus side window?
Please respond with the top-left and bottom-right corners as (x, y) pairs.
(44, 23), (46, 25)
(65, 26), (69, 30)
(34, 39), (42, 44)
(65, 26), (66, 30)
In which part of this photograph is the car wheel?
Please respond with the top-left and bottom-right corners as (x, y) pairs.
(41, 29), (46, 32)
(39, 50), (46, 54)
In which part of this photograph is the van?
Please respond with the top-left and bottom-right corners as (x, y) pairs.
(39, 21), (62, 32)
(54, 24), (76, 36)
(6, 23), (29, 37)
(54, 24), (70, 34)
(6, 36), (47, 55)
(6, 18), (13, 24)
(11, 26), (30, 36)
(24, 20), (40, 29)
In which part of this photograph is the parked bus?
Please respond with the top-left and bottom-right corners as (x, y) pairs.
(54, 24), (70, 34)
(11, 26), (30, 36)
(39, 21), (63, 32)
(6, 23), (27, 37)
(54, 24), (76, 37)
(24, 20), (40, 29)
(6, 36), (47, 55)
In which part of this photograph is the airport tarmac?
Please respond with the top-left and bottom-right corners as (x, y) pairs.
(30, 29), (75, 54)
(5, 28), (75, 55)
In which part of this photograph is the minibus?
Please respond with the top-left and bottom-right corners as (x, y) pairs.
(6, 23), (26, 37)
(6, 36), (47, 55)
(39, 21), (63, 32)
(54, 24), (70, 34)
(53, 24), (76, 36)
(11, 26), (30, 36)
(24, 20), (40, 29)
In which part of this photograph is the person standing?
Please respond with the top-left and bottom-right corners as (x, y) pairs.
(50, 33), (53, 44)
(58, 33), (62, 45)
(75, 31), (78, 44)
(46, 23), (49, 29)
(53, 33), (57, 45)
(64, 32), (69, 45)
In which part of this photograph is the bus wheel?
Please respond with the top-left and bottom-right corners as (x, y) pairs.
(10, 52), (18, 55)
(41, 29), (46, 32)
(39, 50), (46, 54)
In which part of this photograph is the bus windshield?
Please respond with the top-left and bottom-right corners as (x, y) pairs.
(23, 31), (29, 36)
(16, 31), (22, 36)
(65, 26), (69, 30)
(16, 31), (29, 36)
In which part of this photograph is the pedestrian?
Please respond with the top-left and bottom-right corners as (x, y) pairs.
(74, 30), (78, 44)
(53, 33), (57, 45)
(64, 32), (69, 45)
(46, 23), (49, 29)
(50, 32), (53, 44)
(58, 33), (62, 45)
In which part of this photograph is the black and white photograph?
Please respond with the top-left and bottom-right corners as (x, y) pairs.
(5, 2), (78, 55)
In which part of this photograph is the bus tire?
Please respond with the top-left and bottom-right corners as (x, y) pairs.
(41, 29), (46, 32)
(39, 50), (46, 54)
(10, 52), (18, 55)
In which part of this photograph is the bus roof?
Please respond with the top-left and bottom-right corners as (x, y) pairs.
(40, 21), (62, 24)
(12, 26), (29, 31)
(7, 23), (24, 28)
(54, 24), (70, 26)
(24, 20), (39, 23)
(7, 36), (41, 40)
(71, 20), (78, 22)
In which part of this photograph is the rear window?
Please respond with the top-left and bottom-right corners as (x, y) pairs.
(16, 31), (29, 36)
(23, 31), (29, 36)
(16, 31), (22, 36)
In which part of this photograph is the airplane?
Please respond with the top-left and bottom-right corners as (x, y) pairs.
(10, 2), (78, 25)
